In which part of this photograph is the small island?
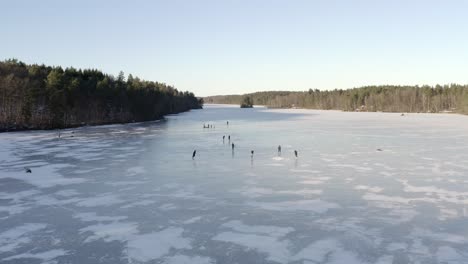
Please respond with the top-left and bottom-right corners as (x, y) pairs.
(240, 95), (254, 108)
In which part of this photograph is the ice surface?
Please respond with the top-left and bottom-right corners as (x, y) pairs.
(0, 223), (47, 253)
(220, 220), (294, 237)
(81, 221), (137, 243)
(75, 193), (123, 207)
(292, 239), (365, 264)
(163, 255), (214, 264)
(1, 104), (468, 263)
(0, 164), (85, 188)
(2, 249), (68, 263)
(73, 212), (128, 222)
(127, 227), (191, 262)
(248, 199), (340, 213)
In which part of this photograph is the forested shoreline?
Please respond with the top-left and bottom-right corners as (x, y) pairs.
(0, 59), (203, 132)
(205, 85), (468, 114)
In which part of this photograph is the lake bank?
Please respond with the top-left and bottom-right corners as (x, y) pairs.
(204, 85), (468, 114)
(0, 106), (201, 133)
(0, 59), (202, 133)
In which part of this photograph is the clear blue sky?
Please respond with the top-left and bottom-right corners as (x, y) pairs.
(1, 0), (468, 96)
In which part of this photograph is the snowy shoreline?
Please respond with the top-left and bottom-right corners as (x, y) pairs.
(204, 103), (463, 116)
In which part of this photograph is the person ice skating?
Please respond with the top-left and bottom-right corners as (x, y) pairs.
(25, 167), (31, 173)
(228, 135), (230, 141)
(227, 121), (229, 126)
(294, 150), (298, 158)
(223, 135), (225, 143)
(278, 145), (281, 155)
(251, 150), (254, 157)
(232, 143), (235, 150)
(192, 150), (197, 159)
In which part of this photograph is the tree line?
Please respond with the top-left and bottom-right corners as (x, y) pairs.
(205, 85), (468, 114)
(0, 59), (203, 131)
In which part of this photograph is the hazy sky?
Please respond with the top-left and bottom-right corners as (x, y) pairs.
(2, 0), (468, 96)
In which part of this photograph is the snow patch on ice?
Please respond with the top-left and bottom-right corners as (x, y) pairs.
(0, 164), (85, 188)
(107, 180), (147, 186)
(248, 199), (339, 213)
(386, 242), (407, 251)
(0, 204), (31, 216)
(436, 246), (466, 264)
(292, 238), (367, 264)
(127, 166), (146, 176)
(299, 180), (325, 185)
(410, 228), (467, 244)
(2, 249), (68, 263)
(278, 189), (322, 196)
(354, 185), (383, 193)
(438, 208), (458, 220)
(238, 187), (322, 198)
(212, 220), (294, 263)
(238, 187), (274, 198)
(127, 227), (191, 262)
(73, 167), (105, 174)
(265, 163), (285, 167)
(80, 222), (138, 243)
(0, 189), (40, 203)
(271, 157), (284, 161)
(73, 212), (128, 222)
(2, 249), (67, 263)
(213, 231), (291, 263)
(163, 255), (213, 264)
(0, 223), (47, 254)
(54, 189), (79, 197)
(329, 164), (373, 172)
(183, 216), (203, 224)
(159, 203), (178, 210)
(290, 169), (321, 174)
(399, 179), (468, 205)
(375, 255), (394, 264)
(75, 193), (123, 207)
(121, 200), (156, 208)
(221, 220), (294, 237)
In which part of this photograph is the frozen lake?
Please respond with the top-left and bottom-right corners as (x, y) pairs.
(1, 104), (468, 264)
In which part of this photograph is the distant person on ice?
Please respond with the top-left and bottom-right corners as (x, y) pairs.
(251, 150), (254, 158)
(294, 150), (298, 158)
(227, 121), (229, 126)
(192, 150), (196, 159)
(278, 145), (281, 155)
(232, 143), (235, 150)
(223, 135), (225, 143)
